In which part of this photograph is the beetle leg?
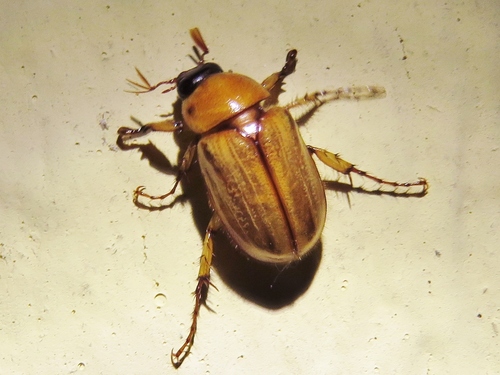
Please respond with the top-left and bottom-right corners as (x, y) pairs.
(308, 146), (428, 195)
(285, 86), (386, 123)
(171, 215), (220, 368)
(133, 141), (198, 207)
(261, 49), (298, 92)
(117, 117), (182, 142)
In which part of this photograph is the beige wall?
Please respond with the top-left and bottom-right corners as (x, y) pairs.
(0, 1), (498, 374)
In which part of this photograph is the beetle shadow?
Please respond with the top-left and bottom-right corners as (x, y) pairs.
(181, 159), (323, 310)
(211, 234), (323, 309)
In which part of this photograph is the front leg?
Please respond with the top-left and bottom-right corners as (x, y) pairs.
(117, 115), (195, 208)
(117, 116), (182, 142)
(308, 146), (428, 195)
(261, 49), (298, 92)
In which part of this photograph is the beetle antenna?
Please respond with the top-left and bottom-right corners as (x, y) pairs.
(189, 28), (210, 64)
(188, 46), (202, 65)
(125, 68), (177, 94)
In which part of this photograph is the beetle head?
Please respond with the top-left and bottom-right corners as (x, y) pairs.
(176, 62), (223, 100)
(175, 27), (223, 99)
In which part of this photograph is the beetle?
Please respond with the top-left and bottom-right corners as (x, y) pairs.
(118, 28), (428, 367)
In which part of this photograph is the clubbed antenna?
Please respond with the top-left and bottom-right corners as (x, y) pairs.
(126, 28), (211, 95)
(126, 67), (177, 94)
(189, 27), (210, 64)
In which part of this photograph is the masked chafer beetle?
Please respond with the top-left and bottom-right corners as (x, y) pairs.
(118, 28), (428, 367)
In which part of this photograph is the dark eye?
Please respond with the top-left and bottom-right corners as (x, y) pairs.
(177, 63), (223, 99)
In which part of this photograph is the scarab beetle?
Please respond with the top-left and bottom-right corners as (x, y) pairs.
(118, 28), (427, 367)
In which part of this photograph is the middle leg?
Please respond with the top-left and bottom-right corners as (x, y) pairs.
(285, 86), (386, 123)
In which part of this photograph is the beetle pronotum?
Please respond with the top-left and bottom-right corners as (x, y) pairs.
(118, 28), (427, 367)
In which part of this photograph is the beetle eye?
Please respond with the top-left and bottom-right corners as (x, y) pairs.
(177, 62), (223, 99)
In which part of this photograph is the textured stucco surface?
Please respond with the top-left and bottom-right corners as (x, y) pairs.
(0, 1), (498, 374)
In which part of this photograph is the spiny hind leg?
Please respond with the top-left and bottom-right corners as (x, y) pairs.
(171, 215), (220, 368)
(308, 146), (428, 195)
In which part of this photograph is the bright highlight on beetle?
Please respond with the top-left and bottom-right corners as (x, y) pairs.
(118, 28), (428, 367)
